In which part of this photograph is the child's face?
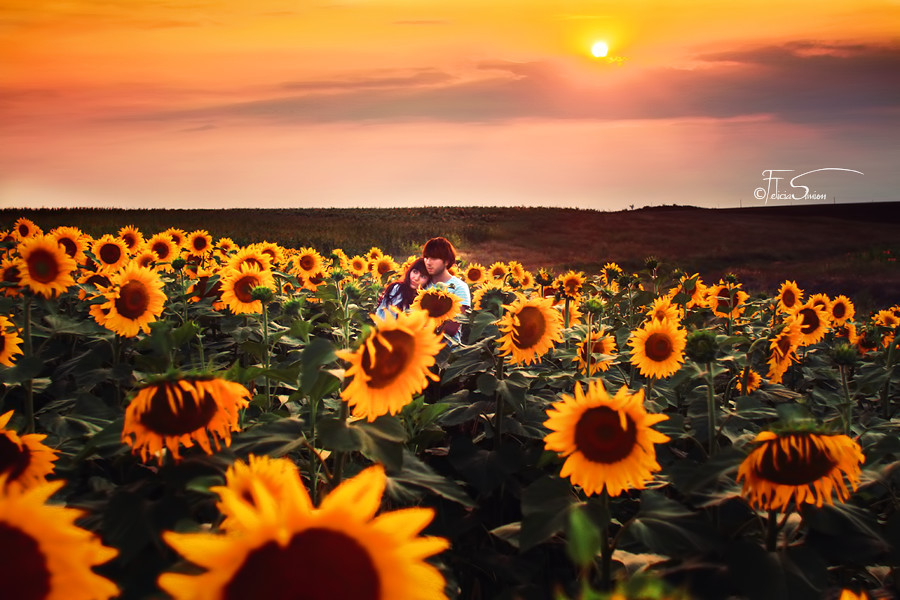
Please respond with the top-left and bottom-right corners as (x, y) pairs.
(410, 269), (428, 288)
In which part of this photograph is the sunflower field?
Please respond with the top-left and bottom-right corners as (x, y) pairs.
(0, 216), (898, 600)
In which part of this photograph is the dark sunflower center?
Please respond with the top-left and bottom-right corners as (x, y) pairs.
(17, 224), (31, 237)
(782, 289), (796, 307)
(798, 308), (820, 335)
(574, 406), (638, 464)
(85, 274), (111, 288)
(564, 279), (579, 295)
(26, 249), (59, 283)
(421, 293), (453, 318)
(192, 237), (208, 252)
(377, 262), (391, 275)
(644, 332), (673, 362)
(755, 434), (838, 485)
(832, 303), (846, 319)
(115, 281), (151, 319)
(138, 383), (219, 435)
(151, 241), (171, 260)
(0, 522), (51, 600)
(492, 268), (505, 278)
(122, 233), (137, 249)
(361, 329), (416, 389)
(469, 268), (482, 281)
(0, 434), (31, 482)
(2, 265), (20, 284)
(193, 276), (221, 300)
(243, 258), (264, 271)
(512, 306), (546, 349)
(58, 237), (77, 257)
(234, 275), (259, 303)
(308, 273), (325, 285)
(99, 243), (122, 265)
(299, 256), (316, 271)
(716, 290), (735, 311)
(224, 527), (379, 600)
(775, 334), (792, 358)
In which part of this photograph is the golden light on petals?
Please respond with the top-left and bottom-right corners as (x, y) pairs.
(488, 261), (508, 281)
(0, 410), (58, 490)
(737, 430), (864, 512)
(463, 263), (486, 285)
(117, 225), (145, 252)
(348, 255), (369, 277)
(187, 230), (213, 256)
(0, 478), (119, 600)
(214, 455), (301, 533)
(544, 381), (669, 497)
(706, 283), (749, 318)
(337, 310), (443, 421)
(146, 233), (178, 270)
(294, 247), (324, 276)
(829, 295), (855, 326)
(226, 246), (272, 274)
(496, 294), (564, 365)
(557, 270), (586, 299)
(159, 464), (449, 600)
(220, 263), (275, 315)
(0, 316), (24, 367)
(576, 329), (616, 375)
(15, 235), (77, 298)
(795, 301), (831, 346)
(91, 234), (130, 273)
(777, 280), (803, 314)
(12, 217), (42, 240)
(50, 226), (88, 264)
(628, 318), (687, 379)
(767, 318), (801, 384)
(0, 259), (23, 298)
(122, 376), (251, 464)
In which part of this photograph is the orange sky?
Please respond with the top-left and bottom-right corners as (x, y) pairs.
(1, 1), (898, 209)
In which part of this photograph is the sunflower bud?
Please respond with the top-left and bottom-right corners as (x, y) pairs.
(724, 272), (740, 285)
(251, 286), (274, 303)
(535, 268), (554, 286)
(583, 298), (604, 316)
(282, 298), (303, 316)
(171, 257), (186, 271)
(685, 329), (718, 363)
(331, 268), (347, 282)
(644, 256), (659, 271)
(832, 343), (858, 367)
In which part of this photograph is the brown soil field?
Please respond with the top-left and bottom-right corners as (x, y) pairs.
(3, 202), (899, 311)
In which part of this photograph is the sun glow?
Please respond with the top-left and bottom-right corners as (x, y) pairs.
(591, 41), (609, 58)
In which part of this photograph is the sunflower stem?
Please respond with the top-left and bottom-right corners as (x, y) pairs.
(882, 340), (895, 419)
(706, 361), (717, 456)
(599, 490), (612, 591)
(765, 509), (779, 552)
(261, 300), (271, 412)
(840, 365), (853, 436)
(22, 294), (34, 434)
(584, 313), (593, 378)
(309, 396), (320, 504)
(494, 355), (505, 450)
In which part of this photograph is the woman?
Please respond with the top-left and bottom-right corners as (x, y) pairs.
(375, 257), (430, 319)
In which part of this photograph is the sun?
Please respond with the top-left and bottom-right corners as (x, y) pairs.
(591, 41), (609, 58)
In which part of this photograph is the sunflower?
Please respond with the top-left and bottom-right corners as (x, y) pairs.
(188, 266), (224, 306)
(186, 230), (213, 257)
(133, 248), (159, 270)
(0, 258), (22, 298)
(829, 295), (855, 326)
(15, 235), (77, 298)
(253, 241), (285, 267)
(507, 261), (526, 283)
(146, 232), (178, 270)
(50, 226), (88, 264)
(76, 271), (112, 300)
(576, 329), (616, 375)
(838, 590), (870, 600)
(557, 270), (586, 299)
(544, 381), (669, 497)
(0, 410), (58, 490)
(0, 478), (119, 600)
(488, 261), (508, 281)
(159, 463), (448, 600)
(0, 316), (24, 367)
(365, 246), (384, 262)
(117, 225), (145, 252)
(668, 272), (707, 309)
(372, 256), (399, 280)
(216, 236), (238, 255)
(554, 297), (583, 327)
(601, 262), (623, 287)
(645, 295), (682, 323)
(497, 294), (564, 366)
(214, 455), (301, 532)
(300, 269), (329, 293)
(99, 262), (167, 338)
(411, 286), (462, 326)
(737, 429), (864, 512)
(766, 318), (802, 384)
(337, 309), (443, 421)
(518, 270), (535, 290)
(628, 318), (687, 379)
(463, 263), (486, 286)
(90, 234), (130, 273)
(471, 279), (510, 312)
(12, 217), (42, 240)
(225, 246), (272, 274)
(348, 255), (369, 277)
(808, 292), (832, 314)
(164, 227), (188, 249)
(220, 264), (276, 315)
(777, 280), (803, 314)
(735, 367), (762, 394)
(794, 301), (831, 346)
(706, 283), (749, 319)
(123, 375), (250, 464)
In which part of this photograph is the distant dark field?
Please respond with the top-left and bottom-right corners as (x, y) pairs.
(3, 202), (899, 310)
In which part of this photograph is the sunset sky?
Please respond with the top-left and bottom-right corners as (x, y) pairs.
(1, 1), (898, 210)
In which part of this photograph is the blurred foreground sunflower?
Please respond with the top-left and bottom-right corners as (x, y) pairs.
(122, 375), (251, 464)
(159, 464), (449, 600)
(338, 309), (443, 421)
(737, 428), (864, 512)
(0, 478), (119, 600)
(214, 455), (301, 533)
(497, 294), (564, 366)
(544, 381), (669, 497)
